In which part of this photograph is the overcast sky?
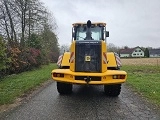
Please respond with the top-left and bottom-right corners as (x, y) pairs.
(40, 0), (160, 48)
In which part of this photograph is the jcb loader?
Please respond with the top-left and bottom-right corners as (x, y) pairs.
(51, 20), (127, 96)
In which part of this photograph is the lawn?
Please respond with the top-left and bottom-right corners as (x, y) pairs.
(122, 65), (160, 107)
(0, 63), (57, 105)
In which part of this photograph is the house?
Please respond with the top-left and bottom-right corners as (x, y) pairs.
(119, 46), (144, 58)
(149, 49), (160, 57)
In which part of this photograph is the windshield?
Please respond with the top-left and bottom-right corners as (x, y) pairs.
(75, 26), (102, 40)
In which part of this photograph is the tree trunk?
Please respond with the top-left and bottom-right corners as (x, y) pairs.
(3, 0), (17, 45)
(2, 10), (11, 44)
(20, 0), (27, 47)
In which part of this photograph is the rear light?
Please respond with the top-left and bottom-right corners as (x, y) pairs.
(119, 75), (125, 79)
(53, 73), (64, 77)
(113, 75), (125, 79)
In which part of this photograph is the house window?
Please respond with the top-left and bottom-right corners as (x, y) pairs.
(133, 54), (136, 55)
(139, 50), (141, 52)
(137, 54), (139, 55)
(135, 50), (137, 52)
(141, 53), (142, 55)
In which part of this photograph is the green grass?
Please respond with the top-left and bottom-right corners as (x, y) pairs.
(0, 63), (57, 105)
(122, 65), (160, 106)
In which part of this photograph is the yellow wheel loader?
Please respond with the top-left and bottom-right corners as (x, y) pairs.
(51, 20), (127, 96)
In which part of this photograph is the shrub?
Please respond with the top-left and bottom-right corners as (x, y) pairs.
(0, 37), (11, 77)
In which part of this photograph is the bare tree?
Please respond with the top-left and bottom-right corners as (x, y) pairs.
(3, 0), (17, 44)
(107, 43), (120, 53)
(59, 44), (70, 54)
(0, 0), (59, 75)
(0, 9), (11, 42)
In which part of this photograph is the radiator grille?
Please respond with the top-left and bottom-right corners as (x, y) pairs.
(75, 40), (101, 72)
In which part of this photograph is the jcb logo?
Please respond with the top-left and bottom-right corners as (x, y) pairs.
(85, 56), (91, 61)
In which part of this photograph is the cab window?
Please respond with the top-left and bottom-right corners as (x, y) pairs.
(75, 26), (102, 40)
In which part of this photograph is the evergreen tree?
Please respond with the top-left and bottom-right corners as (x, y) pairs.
(144, 48), (149, 57)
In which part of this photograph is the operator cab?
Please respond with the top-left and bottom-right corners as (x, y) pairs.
(72, 20), (109, 41)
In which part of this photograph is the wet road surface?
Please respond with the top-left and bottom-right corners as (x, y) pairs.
(0, 82), (160, 120)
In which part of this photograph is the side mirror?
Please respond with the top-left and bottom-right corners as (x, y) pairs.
(106, 31), (109, 37)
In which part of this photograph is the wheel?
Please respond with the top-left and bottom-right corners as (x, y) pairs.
(57, 82), (73, 95)
(104, 84), (121, 97)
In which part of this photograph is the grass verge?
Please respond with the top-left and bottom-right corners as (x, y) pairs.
(122, 65), (160, 107)
(0, 63), (57, 105)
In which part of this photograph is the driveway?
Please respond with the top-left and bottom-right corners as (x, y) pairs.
(0, 82), (160, 120)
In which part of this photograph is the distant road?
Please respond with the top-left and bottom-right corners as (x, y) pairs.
(0, 82), (160, 120)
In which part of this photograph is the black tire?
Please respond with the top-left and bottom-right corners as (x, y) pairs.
(104, 84), (121, 97)
(57, 82), (73, 95)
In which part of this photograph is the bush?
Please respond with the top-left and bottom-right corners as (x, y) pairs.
(0, 37), (11, 78)
(8, 47), (42, 73)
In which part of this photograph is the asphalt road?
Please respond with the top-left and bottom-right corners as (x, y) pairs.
(0, 81), (160, 120)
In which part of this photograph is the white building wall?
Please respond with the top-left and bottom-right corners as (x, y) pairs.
(120, 54), (130, 57)
(132, 48), (144, 57)
(150, 54), (160, 57)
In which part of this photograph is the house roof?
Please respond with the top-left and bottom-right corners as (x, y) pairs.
(119, 46), (143, 54)
(120, 48), (134, 54)
(149, 49), (160, 55)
